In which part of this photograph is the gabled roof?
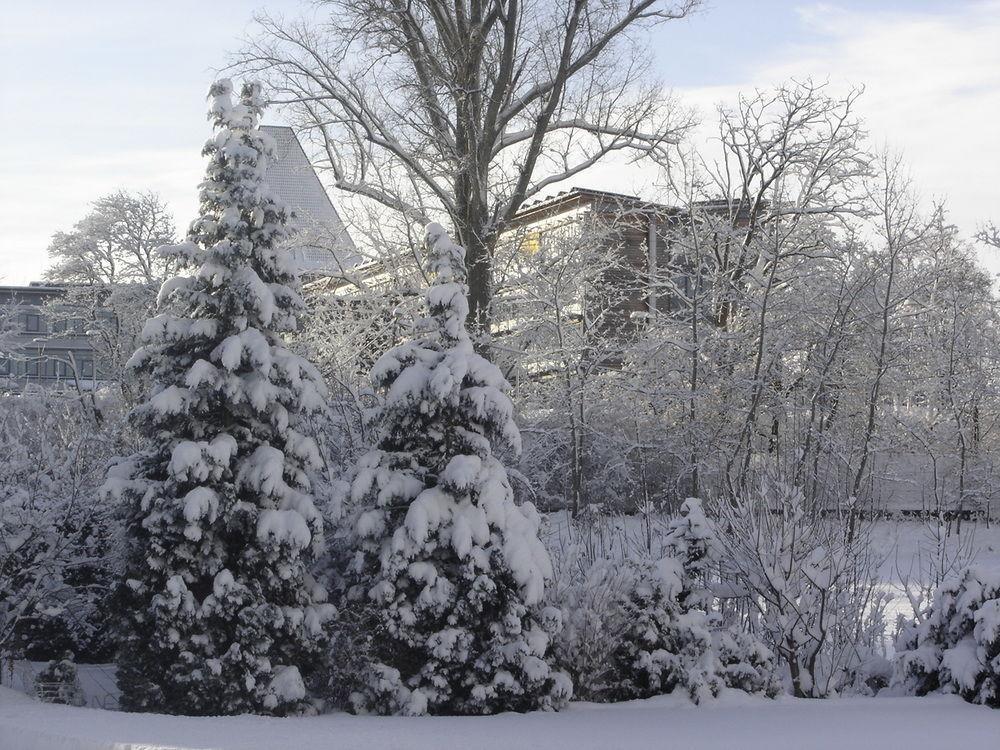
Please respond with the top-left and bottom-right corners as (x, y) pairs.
(260, 125), (359, 275)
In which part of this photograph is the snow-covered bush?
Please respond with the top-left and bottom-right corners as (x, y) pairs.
(105, 80), (335, 716)
(545, 548), (640, 700)
(714, 479), (888, 698)
(607, 555), (719, 703)
(547, 502), (778, 703)
(843, 654), (893, 697)
(663, 498), (716, 612)
(0, 391), (121, 665)
(343, 224), (571, 716)
(33, 652), (86, 706)
(893, 566), (1000, 707)
(713, 627), (782, 697)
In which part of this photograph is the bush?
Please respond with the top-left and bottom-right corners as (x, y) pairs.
(713, 627), (782, 698)
(607, 556), (719, 703)
(714, 479), (888, 697)
(547, 503), (784, 704)
(893, 566), (1000, 707)
(34, 652), (86, 706)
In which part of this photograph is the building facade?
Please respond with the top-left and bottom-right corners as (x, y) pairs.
(0, 285), (103, 389)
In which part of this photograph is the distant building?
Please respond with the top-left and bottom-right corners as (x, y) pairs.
(306, 187), (691, 342)
(0, 285), (103, 389)
(503, 187), (687, 323)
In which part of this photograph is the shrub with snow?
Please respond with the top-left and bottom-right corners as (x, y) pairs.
(104, 80), (334, 716)
(893, 566), (1000, 707)
(663, 498), (716, 612)
(548, 501), (780, 704)
(343, 224), (571, 715)
(545, 549), (640, 700)
(713, 627), (782, 698)
(606, 555), (719, 703)
(34, 652), (86, 707)
(0, 391), (121, 663)
(714, 479), (887, 698)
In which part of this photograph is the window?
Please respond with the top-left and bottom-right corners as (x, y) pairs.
(0, 358), (9, 376)
(25, 359), (40, 377)
(80, 360), (94, 378)
(24, 313), (42, 333)
(520, 230), (542, 255)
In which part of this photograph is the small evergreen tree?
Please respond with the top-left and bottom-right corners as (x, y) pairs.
(104, 80), (334, 715)
(345, 224), (571, 715)
(713, 627), (782, 698)
(604, 499), (779, 703)
(663, 497), (716, 612)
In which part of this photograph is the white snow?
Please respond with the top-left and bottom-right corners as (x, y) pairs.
(3, 685), (1000, 750)
(257, 508), (313, 549)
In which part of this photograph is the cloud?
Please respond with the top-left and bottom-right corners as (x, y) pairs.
(691, 1), (1000, 241)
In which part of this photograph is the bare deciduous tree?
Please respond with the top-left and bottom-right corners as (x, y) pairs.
(234, 0), (699, 340)
(41, 190), (177, 397)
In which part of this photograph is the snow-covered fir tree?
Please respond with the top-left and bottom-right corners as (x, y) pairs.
(663, 498), (716, 612)
(104, 80), (334, 716)
(345, 224), (571, 715)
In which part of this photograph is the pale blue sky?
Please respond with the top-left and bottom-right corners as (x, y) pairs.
(1, 1), (998, 283)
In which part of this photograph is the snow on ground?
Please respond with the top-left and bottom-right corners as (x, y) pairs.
(3, 685), (1000, 750)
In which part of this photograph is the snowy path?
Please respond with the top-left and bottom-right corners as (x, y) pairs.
(3, 686), (999, 750)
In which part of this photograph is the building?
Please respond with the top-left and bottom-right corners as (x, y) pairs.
(0, 285), (103, 388)
(502, 187), (688, 319)
(307, 187), (692, 345)
(1, 126), (356, 390)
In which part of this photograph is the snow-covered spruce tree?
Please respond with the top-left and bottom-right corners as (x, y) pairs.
(893, 567), (1000, 707)
(663, 498), (716, 612)
(104, 80), (334, 716)
(345, 224), (571, 715)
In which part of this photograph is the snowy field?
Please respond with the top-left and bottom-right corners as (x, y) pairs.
(3, 517), (999, 750)
(3, 684), (1000, 750)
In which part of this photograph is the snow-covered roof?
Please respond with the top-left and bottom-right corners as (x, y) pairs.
(260, 125), (359, 276)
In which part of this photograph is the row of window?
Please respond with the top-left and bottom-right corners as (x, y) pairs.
(16, 313), (90, 335)
(0, 356), (96, 379)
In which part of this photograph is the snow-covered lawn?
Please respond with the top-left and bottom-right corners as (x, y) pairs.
(2, 684), (999, 750)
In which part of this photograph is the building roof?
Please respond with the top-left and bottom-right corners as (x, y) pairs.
(511, 187), (679, 226)
(260, 125), (359, 275)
